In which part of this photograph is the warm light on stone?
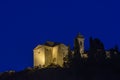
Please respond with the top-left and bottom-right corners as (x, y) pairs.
(34, 45), (45, 67)
(33, 42), (68, 68)
(82, 53), (88, 58)
(33, 33), (86, 68)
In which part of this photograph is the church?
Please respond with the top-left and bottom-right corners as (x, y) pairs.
(33, 33), (87, 68)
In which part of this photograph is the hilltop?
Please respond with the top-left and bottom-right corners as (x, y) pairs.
(1, 63), (120, 80)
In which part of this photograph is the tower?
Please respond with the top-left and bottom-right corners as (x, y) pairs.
(74, 33), (85, 57)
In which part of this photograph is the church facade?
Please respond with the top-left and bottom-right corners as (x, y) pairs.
(33, 41), (68, 67)
(33, 33), (86, 68)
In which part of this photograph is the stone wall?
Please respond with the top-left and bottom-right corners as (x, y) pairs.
(33, 44), (68, 68)
(33, 45), (45, 67)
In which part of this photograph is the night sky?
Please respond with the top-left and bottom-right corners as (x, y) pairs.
(0, 0), (119, 72)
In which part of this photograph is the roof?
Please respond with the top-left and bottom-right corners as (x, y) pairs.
(44, 41), (61, 47)
(76, 33), (84, 38)
(34, 45), (43, 50)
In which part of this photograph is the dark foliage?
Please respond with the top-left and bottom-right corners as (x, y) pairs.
(88, 37), (106, 64)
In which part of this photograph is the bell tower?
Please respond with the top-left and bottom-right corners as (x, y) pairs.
(74, 33), (85, 57)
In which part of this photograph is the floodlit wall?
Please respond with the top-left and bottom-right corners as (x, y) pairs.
(58, 44), (68, 67)
(33, 45), (45, 67)
(44, 46), (52, 67)
(52, 46), (58, 64)
(33, 44), (68, 68)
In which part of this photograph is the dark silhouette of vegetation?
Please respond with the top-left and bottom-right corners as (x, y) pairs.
(63, 45), (73, 68)
(1, 37), (120, 80)
(88, 37), (106, 65)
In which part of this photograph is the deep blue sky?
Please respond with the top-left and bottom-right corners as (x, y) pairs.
(0, 0), (119, 72)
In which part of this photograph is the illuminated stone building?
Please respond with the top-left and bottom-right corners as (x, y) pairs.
(33, 33), (87, 68)
(33, 41), (68, 67)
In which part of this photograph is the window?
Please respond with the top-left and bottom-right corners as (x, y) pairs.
(80, 41), (82, 46)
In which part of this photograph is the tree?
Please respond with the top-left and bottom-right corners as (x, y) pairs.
(74, 38), (81, 59)
(89, 37), (106, 64)
(63, 45), (72, 68)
